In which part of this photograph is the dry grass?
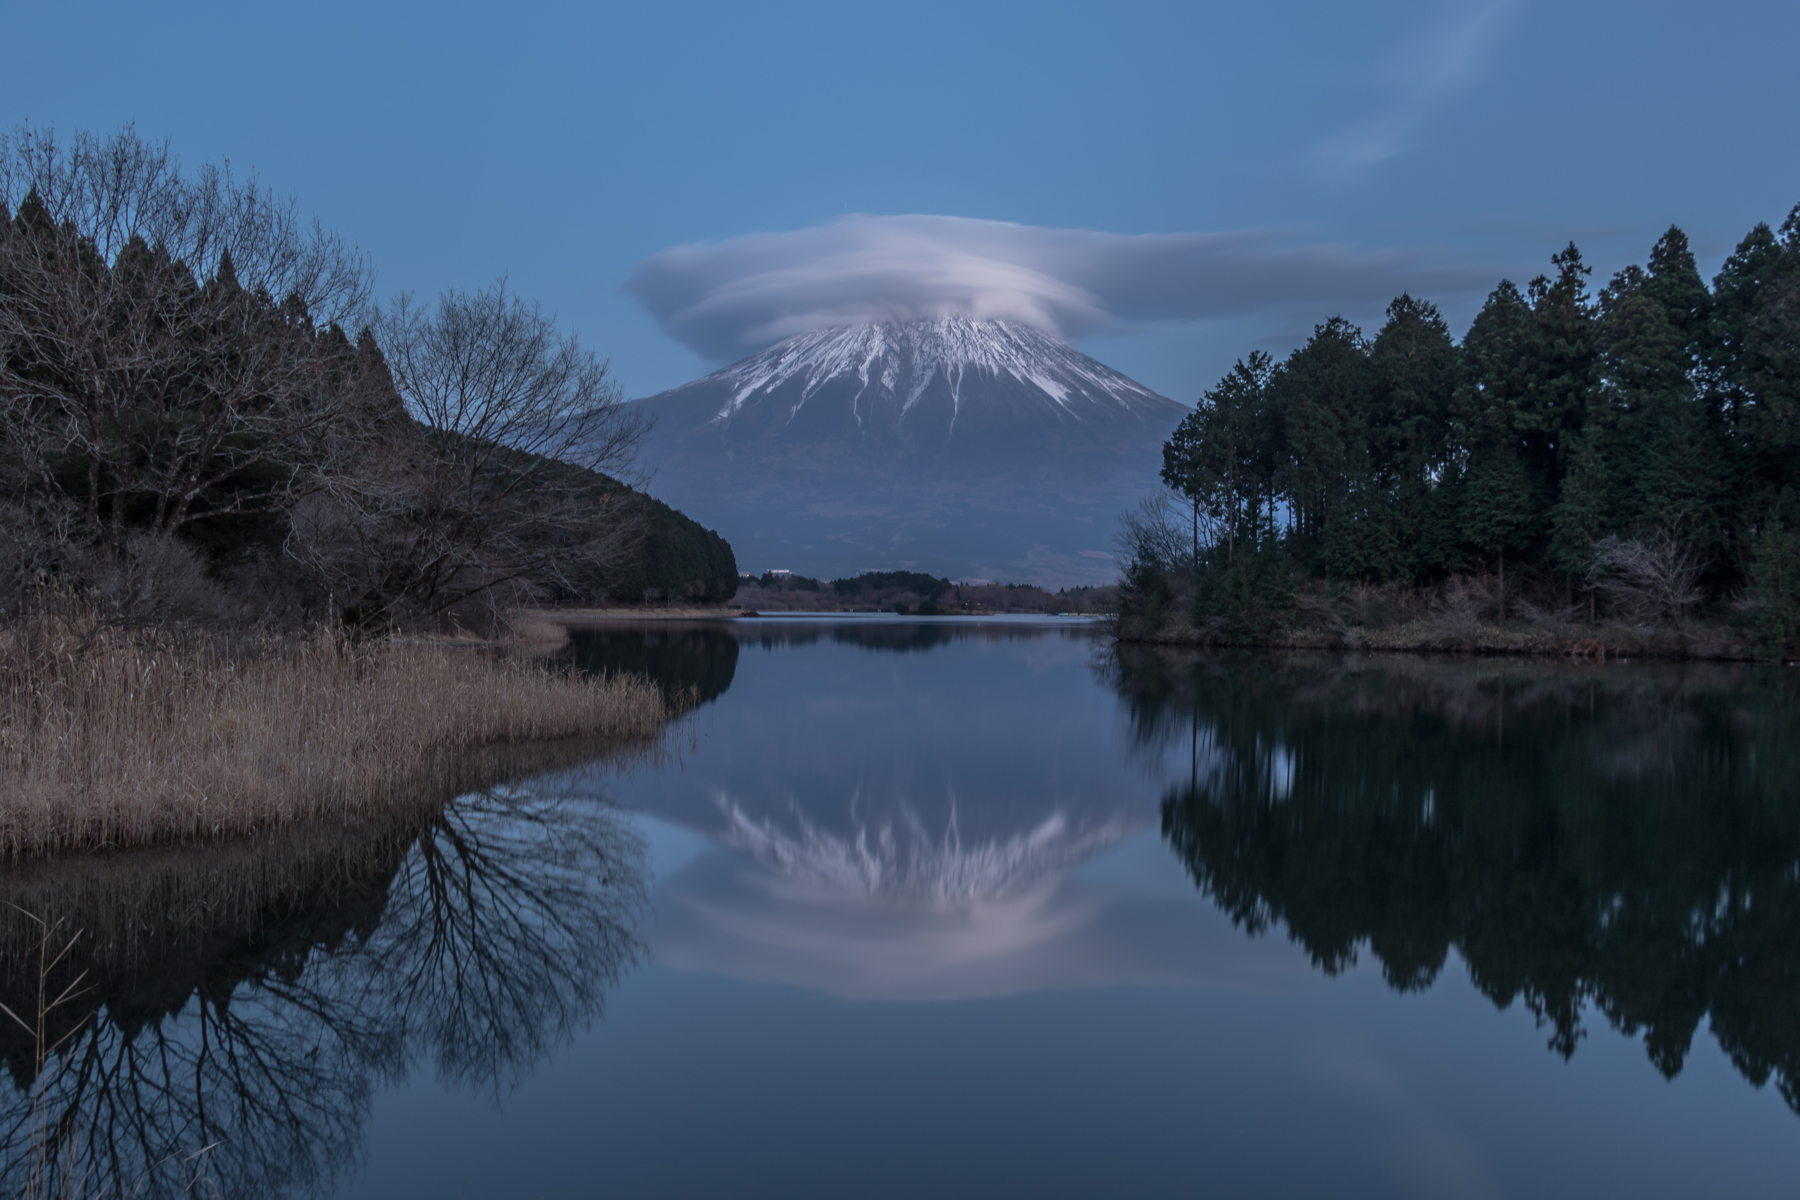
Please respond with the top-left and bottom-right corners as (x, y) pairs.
(505, 617), (572, 648)
(1117, 570), (1761, 661)
(0, 619), (665, 859)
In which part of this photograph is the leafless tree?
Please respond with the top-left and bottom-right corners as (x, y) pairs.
(3, 126), (650, 632)
(286, 281), (648, 629)
(1588, 529), (1705, 625)
(1114, 489), (1202, 573)
(0, 124), (370, 324)
(0, 124), (386, 622)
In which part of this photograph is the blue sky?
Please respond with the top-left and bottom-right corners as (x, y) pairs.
(5, 0), (1796, 403)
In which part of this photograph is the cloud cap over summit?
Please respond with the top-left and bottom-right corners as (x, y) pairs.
(624, 214), (1500, 363)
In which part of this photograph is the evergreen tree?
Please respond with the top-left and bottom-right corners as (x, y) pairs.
(1520, 244), (1596, 515)
(1714, 207), (1800, 543)
(1269, 317), (1371, 576)
(1369, 294), (1459, 578)
(1642, 226), (1713, 345)
(1136, 199), (1800, 636)
(1549, 425), (1608, 607)
(1752, 515), (1800, 660)
(1162, 352), (1274, 566)
(1596, 247), (1733, 573)
(1456, 280), (1543, 599)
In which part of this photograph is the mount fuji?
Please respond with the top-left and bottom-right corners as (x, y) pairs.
(630, 315), (1187, 585)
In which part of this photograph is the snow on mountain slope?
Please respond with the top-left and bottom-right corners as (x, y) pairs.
(694, 315), (1175, 436)
(628, 317), (1187, 584)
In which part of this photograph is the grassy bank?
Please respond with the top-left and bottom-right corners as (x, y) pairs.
(0, 620), (664, 858)
(1113, 575), (1768, 661)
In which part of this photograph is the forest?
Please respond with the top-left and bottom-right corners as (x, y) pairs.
(1131, 205), (1800, 658)
(0, 126), (736, 636)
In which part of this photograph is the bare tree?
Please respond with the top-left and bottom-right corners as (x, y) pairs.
(0, 124), (370, 325)
(0, 124), (385, 621)
(288, 281), (648, 629)
(1588, 529), (1705, 625)
(1115, 490), (1203, 573)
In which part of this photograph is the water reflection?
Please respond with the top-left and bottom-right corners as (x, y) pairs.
(0, 754), (646, 1198)
(558, 619), (1313, 1001)
(1107, 648), (1800, 1110)
(565, 617), (1102, 687)
(563, 622), (741, 706)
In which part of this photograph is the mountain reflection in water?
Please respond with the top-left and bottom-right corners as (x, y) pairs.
(1107, 648), (1800, 1112)
(0, 758), (646, 1199)
(562, 619), (1308, 1002)
(16, 622), (1798, 1198)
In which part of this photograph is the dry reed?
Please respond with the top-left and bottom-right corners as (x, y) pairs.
(0, 621), (665, 858)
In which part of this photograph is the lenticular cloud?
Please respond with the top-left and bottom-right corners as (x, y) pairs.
(623, 214), (1496, 362)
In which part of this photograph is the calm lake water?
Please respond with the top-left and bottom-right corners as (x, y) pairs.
(6, 617), (1800, 1198)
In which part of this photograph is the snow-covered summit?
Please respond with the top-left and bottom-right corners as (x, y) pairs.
(671, 315), (1176, 439)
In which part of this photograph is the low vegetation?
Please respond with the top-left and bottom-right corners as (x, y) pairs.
(1121, 199), (1800, 660)
(0, 607), (664, 859)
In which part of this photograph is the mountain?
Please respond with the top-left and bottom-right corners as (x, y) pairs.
(630, 315), (1188, 586)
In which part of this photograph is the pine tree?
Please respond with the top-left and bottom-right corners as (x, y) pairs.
(1642, 226), (1713, 345)
(1461, 445), (1535, 616)
(1162, 352), (1274, 567)
(1270, 317), (1371, 576)
(1751, 513), (1800, 659)
(1370, 294), (1459, 579)
(1456, 280), (1545, 598)
(213, 246), (240, 294)
(1520, 244), (1596, 523)
(1550, 425), (1609, 614)
(1713, 207), (1800, 548)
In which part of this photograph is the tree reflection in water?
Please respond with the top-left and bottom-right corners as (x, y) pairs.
(0, 763), (646, 1198)
(1106, 648), (1800, 1110)
(559, 617), (1102, 710)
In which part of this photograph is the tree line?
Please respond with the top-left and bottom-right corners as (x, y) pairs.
(1145, 205), (1800, 655)
(0, 125), (736, 632)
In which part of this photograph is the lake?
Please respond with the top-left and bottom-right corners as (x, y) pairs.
(5, 617), (1800, 1198)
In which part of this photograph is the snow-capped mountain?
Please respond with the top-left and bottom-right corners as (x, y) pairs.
(688, 316), (1176, 449)
(631, 317), (1188, 586)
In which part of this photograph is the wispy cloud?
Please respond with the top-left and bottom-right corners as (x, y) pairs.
(625, 214), (1499, 362)
(1308, 0), (1521, 182)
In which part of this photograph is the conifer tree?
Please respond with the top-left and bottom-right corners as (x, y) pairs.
(1162, 352), (1273, 566)
(1521, 244), (1596, 507)
(1642, 227), (1713, 345)
(1550, 426), (1609, 612)
(1714, 208), (1800, 536)
(1270, 317), (1371, 575)
(1456, 280), (1543, 597)
(1369, 294), (1459, 578)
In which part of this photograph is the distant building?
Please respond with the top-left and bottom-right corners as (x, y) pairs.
(766, 568), (792, 576)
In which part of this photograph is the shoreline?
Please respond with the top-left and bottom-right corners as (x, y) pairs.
(528, 607), (1112, 623)
(1111, 619), (1783, 664)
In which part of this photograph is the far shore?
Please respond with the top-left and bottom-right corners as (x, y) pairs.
(1113, 614), (1781, 664)
(526, 606), (1113, 623)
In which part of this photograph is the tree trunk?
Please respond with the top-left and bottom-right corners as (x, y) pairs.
(1497, 548), (1506, 623)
